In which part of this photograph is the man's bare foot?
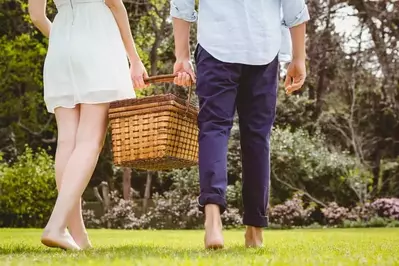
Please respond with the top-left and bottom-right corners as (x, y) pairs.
(41, 229), (81, 250)
(204, 204), (224, 249)
(245, 226), (263, 248)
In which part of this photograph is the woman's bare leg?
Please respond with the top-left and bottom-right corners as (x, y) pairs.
(42, 103), (109, 250)
(42, 106), (80, 250)
(53, 106), (92, 249)
(67, 200), (92, 249)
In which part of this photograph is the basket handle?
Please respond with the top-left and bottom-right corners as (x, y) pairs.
(144, 74), (177, 84)
(143, 74), (194, 112)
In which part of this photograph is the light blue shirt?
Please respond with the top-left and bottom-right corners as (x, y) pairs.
(170, 0), (310, 65)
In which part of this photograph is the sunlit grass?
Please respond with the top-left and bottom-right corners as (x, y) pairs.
(1, 228), (398, 265)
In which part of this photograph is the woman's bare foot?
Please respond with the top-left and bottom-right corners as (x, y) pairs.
(204, 204), (224, 249)
(245, 226), (263, 248)
(71, 231), (93, 250)
(41, 229), (81, 250)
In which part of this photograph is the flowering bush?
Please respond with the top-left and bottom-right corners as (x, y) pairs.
(348, 203), (376, 222)
(101, 191), (149, 229)
(146, 191), (202, 229)
(269, 193), (315, 227)
(321, 202), (350, 225)
(146, 190), (242, 229)
(371, 198), (399, 220)
(82, 201), (101, 229)
(221, 208), (242, 228)
(82, 193), (399, 229)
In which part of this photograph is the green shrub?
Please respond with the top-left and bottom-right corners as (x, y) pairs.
(225, 181), (243, 211)
(366, 216), (390, 228)
(387, 220), (399, 228)
(270, 127), (363, 206)
(0, 146), (56, 227)
(306, 222), (323, 229)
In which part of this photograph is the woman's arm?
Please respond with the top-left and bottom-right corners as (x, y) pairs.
(28, 0), (52, 37)
(105, 0), (148, 88)
(105, 0), (140, 64)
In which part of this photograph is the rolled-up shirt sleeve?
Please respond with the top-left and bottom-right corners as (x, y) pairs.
(282, 0), (310, 28)
(170, 0), (197, 23)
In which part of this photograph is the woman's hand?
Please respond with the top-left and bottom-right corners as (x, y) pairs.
(130, 59), (149, 90)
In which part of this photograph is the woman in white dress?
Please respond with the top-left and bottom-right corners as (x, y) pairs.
(28, 0), (147, 250)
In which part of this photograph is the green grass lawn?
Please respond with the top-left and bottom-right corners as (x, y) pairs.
(0, 228), (398, 266)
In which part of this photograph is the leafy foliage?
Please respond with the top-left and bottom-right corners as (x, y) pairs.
(270, 127), (367, 206)
(0, 146), (56, 227)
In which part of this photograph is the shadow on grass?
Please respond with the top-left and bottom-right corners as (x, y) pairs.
(0, 243), (274, 257)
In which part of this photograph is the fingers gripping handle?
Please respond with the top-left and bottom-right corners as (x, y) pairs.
(144, 74), (194, 113)
(143, 74), (177, 84)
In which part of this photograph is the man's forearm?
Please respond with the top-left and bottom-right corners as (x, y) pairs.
(173, 17), (191, 61)
(289, 23), (306, 60)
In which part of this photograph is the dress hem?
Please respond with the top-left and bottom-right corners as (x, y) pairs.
(47, 97), (136, 114)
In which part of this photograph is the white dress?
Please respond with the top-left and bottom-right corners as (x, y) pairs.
(44, 0), (136, 113)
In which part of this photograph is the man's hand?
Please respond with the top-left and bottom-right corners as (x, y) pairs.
(172, 16), (195, 87)
(173, 59), (196, 87)
(130, 59), (149, 90)
(284, 58), (306, 95)
(285, 22), (307, 95)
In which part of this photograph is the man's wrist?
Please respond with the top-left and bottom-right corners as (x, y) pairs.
(175, 48), (191, 62)
(175, 55), (191, 62)
(292, 54), (306, 61)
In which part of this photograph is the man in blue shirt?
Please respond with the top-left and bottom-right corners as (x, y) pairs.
(171, 0), (310, 249)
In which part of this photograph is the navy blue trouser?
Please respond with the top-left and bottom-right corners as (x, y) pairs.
(195, 44), (279, 227)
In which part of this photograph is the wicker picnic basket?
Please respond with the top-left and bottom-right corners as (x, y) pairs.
(108, 74), (199, 171)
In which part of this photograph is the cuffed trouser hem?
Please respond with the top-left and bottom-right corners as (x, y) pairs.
(198, 193), (227, 214)
(243, 213), (269, 228)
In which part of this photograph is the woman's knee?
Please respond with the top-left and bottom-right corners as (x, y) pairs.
(57, 135), (77, 151)
(74, 103), (109, 153)
(75, 136), (105, 154)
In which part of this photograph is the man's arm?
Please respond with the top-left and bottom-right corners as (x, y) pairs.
(281, 0), (310, 94)
(281, 0), (310, 60)
(173, 19), (191, 62)
(170, 0), (197, 86)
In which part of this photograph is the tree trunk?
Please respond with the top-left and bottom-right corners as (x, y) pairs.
(143, 171), (152, 212)
(93, 181), (111, 228)
(122, 167), (132, 200)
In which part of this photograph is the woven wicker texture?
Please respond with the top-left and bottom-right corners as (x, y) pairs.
(108, 74), (198, 171)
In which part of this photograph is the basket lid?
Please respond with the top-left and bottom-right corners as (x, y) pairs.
(109, 93), (198, 115)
